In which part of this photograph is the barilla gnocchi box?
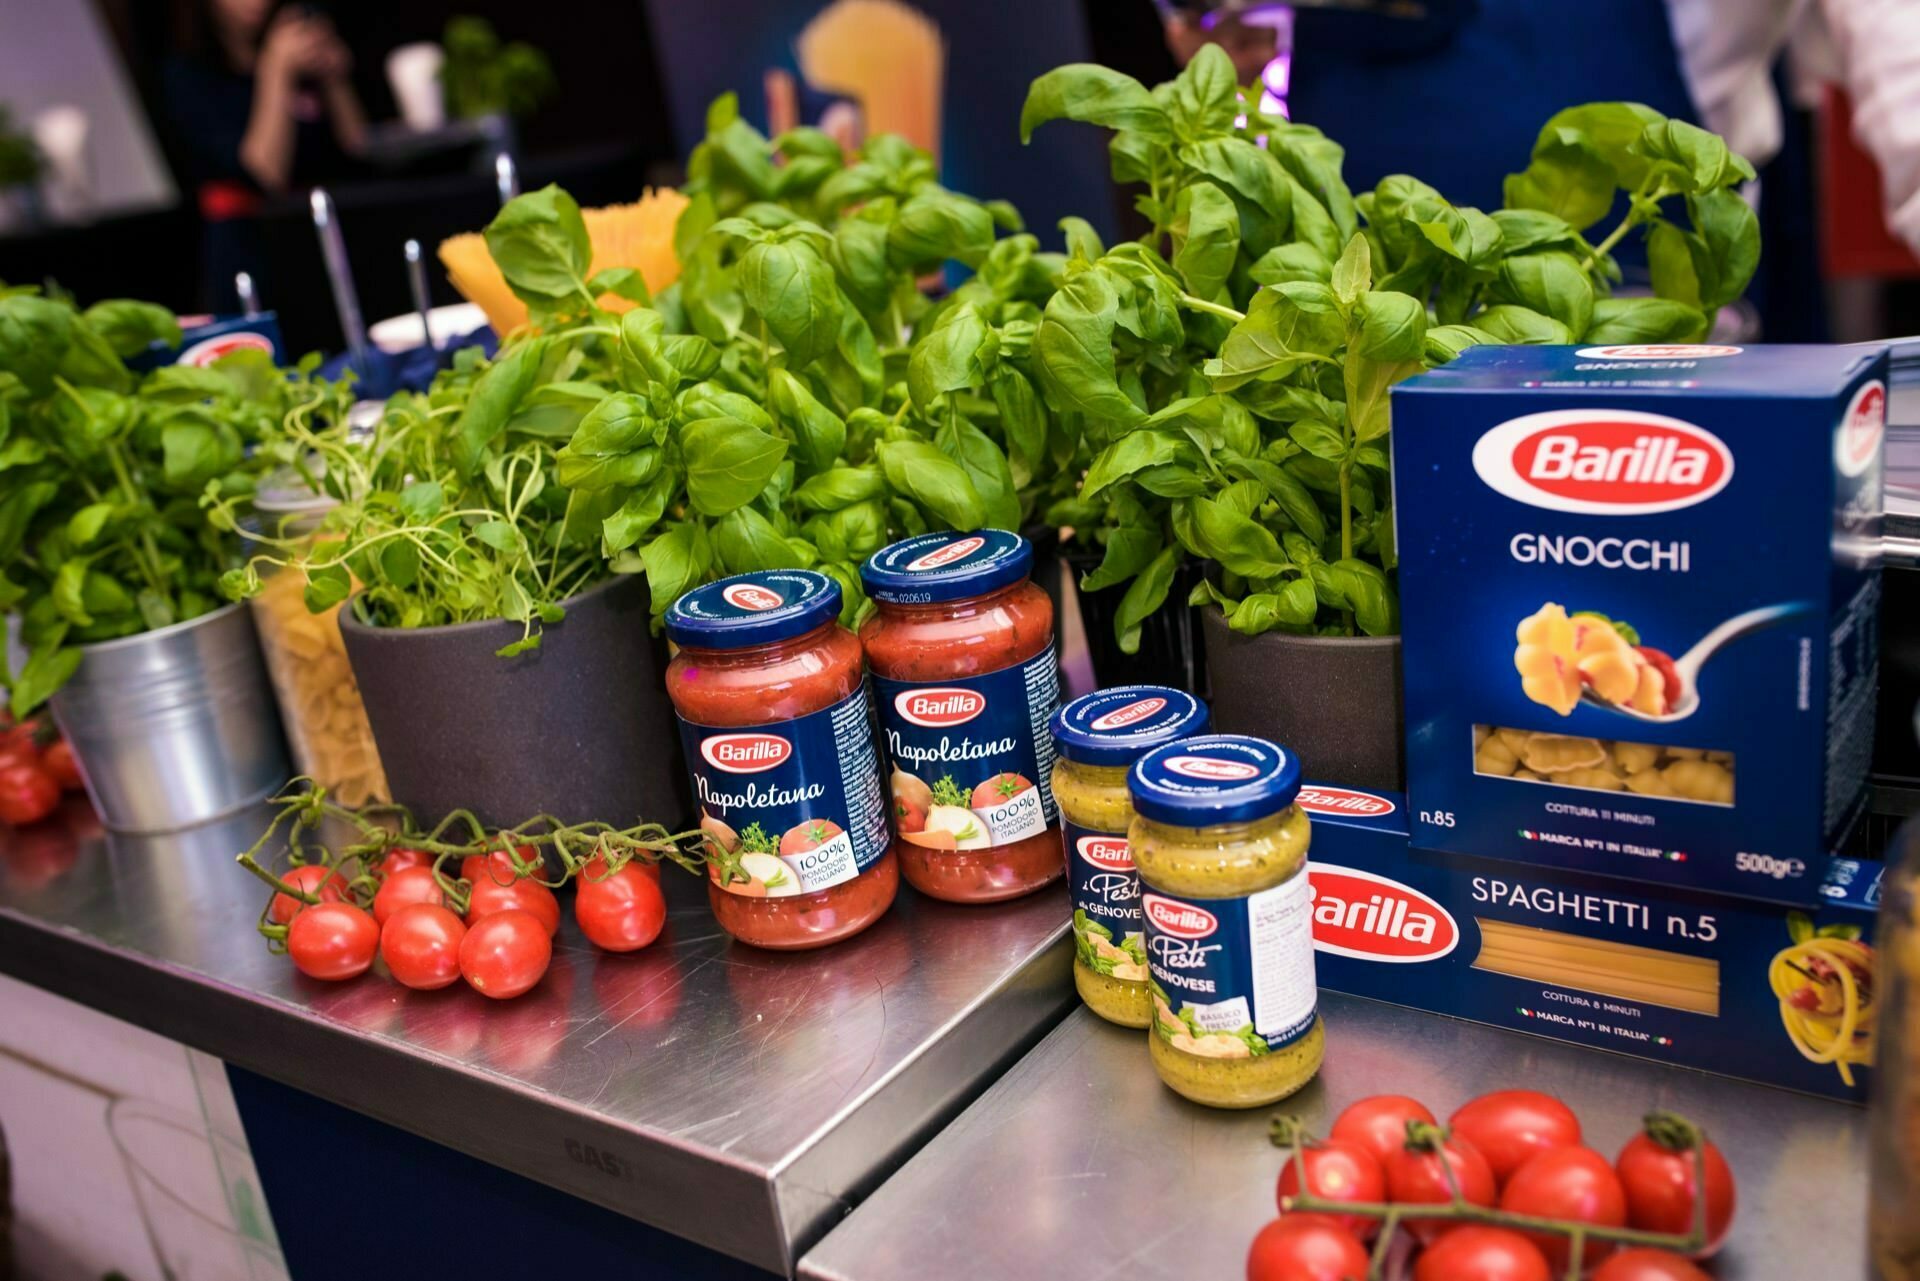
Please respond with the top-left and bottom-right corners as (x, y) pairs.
(1300, 784), (1882, 1102)
(1392, 343), (1887, 906)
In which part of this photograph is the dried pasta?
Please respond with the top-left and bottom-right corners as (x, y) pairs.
(1473, 725), (1733, 806)
(250, 566), (389, 806)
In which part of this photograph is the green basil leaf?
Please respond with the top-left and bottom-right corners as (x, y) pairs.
(1467, 305), (1573, 346)
(65, 502), (116, 547)
(1492, 251), (1594, 338)
(1490, 208), (1581, 256)
(1209, 283), (1343, 391)
(453, 339), (547, 476)
(1632, 118), (1756, 193)
(485, 185), (591, 302)
(768, 368), (848, 475)
(714, 506), (803, 574)
(908, 304), (990, 411)
(303, 563), (352, 613)
(1180, 492), (1288, 578)
(1021, 64), (1170, 143)
(1080, 506), (1163, 593)
(1113, 545), (1179, 655)
(1230, 580), (1318, 634)
(989, 367), (1049, 486)
(639, 522), (712, 616)
(740, 239), (842, 366)
(1503, 135), (1616, 232)
(1288, 419), (1347, 462)
(1170, 181), (1240, 300)
(0, 295), (75, 394)
(935, 416), (1021, 531)
(1330, 233), (1371, 308)
(1583, 297), (1707, 345)
(1218, 453), (1327, 546)
(681, 417), (788, 516)
(794, 465), (887, 512)
(889, 190), (995, 270)
(1248, 243), (1332, 286)
(1169, 44), (1237, 140)
(1033, 266), (1144, 425)
(82, 300), (182, 359)
(601, 471), (675, 553)
(1533, 102), (1667, 188)
(1647, 219), (1702, 307)
(4, 642), (81, 715)
(829, 218), (892, 314)
(877, 438), (986, 530)
(1178, 138), (1292, 256)
(1683, 186), (1760, 310)
(1082, 430), (1199, 500)
(1423, 324), (1496, 364)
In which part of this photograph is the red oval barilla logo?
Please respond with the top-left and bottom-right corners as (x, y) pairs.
(1307, 864), (1459, 963)
(894, 687), (985, 727)
(1472, 409), (1733, 515)
(179, 332), (275, 367)
(1296, 786), (1397, 818)
(722, 582), (785, 612)
(1165, 754), (1259, 782)
(1077, 836), (1133, 872)
(1837, 380), (1885, 478)
(906, 535), (985, 572)
(1574, 344), (1742, 359)
(1089, 696), (1168, 732)
(1143, 894), (1216, 939)
(700, 732), (792, 774)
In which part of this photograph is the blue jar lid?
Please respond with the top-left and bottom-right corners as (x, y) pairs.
(860, 530), (1031, 605)
(1128, 734), (1301, 826)
(1050, 686), (1210, 767)
(665, 570), (841, 649)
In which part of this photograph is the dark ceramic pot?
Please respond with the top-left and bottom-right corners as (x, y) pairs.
(1062, 542), (1209, 697)
(338, 573), (687, 829)
(1201, 607), (1404, 791)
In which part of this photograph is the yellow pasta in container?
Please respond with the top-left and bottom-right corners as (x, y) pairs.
(249, 487), (389, 807)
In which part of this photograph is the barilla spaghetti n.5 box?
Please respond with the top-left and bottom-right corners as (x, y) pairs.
(1392, 343), (1888, 906)
(1298, 784), (1881, 1103)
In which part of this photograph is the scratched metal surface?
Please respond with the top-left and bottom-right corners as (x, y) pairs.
(798, 1004), (1867, 1280)
(0, 799), (1074, 1275)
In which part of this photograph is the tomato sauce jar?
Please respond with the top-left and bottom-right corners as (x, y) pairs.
(859, 530), (1062, 903)
(665, 570), (897, 949)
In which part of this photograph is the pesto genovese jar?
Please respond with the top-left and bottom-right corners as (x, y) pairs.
(1128, 734), (1323, 1109)
(1049, 686), (1210, 1029)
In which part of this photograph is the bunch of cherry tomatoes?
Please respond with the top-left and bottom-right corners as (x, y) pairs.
(1249, 1090), (1737, 1281)
(0, 713), (85, 826)
(266, 844), (669, 1000)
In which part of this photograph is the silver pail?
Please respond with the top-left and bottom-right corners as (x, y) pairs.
(48, 603), (290, 832)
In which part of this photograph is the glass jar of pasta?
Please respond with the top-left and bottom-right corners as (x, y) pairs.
(248, 478), (389, 807)
(1869, 826), (1918, 1278)
(1049, 686), (1209, 1028)
(1128, 734), (1322, 1109)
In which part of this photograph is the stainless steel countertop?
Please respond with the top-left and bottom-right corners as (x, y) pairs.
(800, 1002), (1867, 1281)
(0, 800), (1074, 1276)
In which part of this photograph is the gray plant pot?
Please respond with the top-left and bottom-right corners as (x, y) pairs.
(338, 573), (686, 829)
(1201, 607), (1404, 791)
(48, 602), (290, 832)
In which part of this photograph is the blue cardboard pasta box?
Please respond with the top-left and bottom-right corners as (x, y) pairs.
(1392, 343), (1888, 905)
(1299, 784), (1881, 1103)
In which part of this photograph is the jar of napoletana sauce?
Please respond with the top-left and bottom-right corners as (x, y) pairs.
(859, 530), (1063, 903)
(665, 570), (897, 949)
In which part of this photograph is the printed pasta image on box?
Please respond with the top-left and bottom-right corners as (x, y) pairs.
(1298, 784), (1880, 1102)
(1392, 344), (1887, 904)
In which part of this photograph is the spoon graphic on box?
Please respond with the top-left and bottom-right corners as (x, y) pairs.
(1578, 602), (1808, 724)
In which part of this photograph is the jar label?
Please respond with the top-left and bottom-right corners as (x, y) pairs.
(872, 644), (1060, 850)
(1066, 820), (1146, 983)
(676, 687), (890, 897)
(1143, 876), (1318, 1055)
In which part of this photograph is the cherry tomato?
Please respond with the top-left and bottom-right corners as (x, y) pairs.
(459, 908), (552, 999)
(268, 864), (350, 924)
(465, 874), (561, 937)
(1448, 1090), (1583, 1185)
(1412, 1226), (1552, 1281)
(1330, 1095), (1438, 1167)
(1275, 1139), (1387, 1238)
(1500, 1146), (1629, 1273)
(1615, 1118), (1735, 1257)
(379, 903), (467, 991)
(1384, 1128), (1497, 1245)
(574, 856), (668, 953)
(373, 865), (446, 926)
(1245, 1215), (1371, 1281)
(40, 739), (84, 792)
(0, 762), (60, 827)
(286, 902), (379, 981)
(1591, 1249), (1712, 1281)
(462, 844), (540, 885)
(377, 847), (430, 877)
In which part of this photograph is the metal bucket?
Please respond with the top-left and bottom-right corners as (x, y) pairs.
(48, 603), (290, 832)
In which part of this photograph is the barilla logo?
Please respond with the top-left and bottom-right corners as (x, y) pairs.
(1472, 409), (1733, 515)
(1089, 696), (1168, 732)
(895, 687), (985, 727)
(1307, 865), (1459, 963)
(906, 536), (985, 572)
(1077, 836), (1134, 872)
(1837, 380), (1886, 478)
(1574, 344), (1743, 359)
(722, 582), (784, 612)
(699, 733), (792, 774)
(1164, 754), (1260, 782)
(179, 332), (274, 367)
(1143, 894), (1217, 939)
(1296, 786), (1397, 818)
